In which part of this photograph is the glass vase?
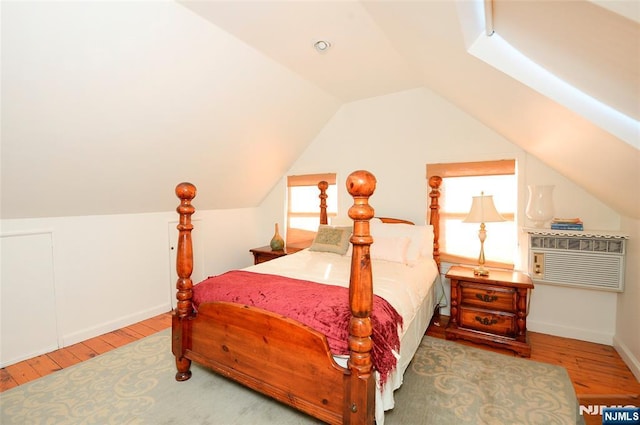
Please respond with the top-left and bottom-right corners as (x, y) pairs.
(526, 185), (554, 227)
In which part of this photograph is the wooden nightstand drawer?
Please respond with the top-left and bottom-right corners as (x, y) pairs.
(252, 250), (283, 264)
(459, 307), (515, 337)
(460, 283), (516, 312)
(445, 265), (534, 357)
(249, 245), (304, 265)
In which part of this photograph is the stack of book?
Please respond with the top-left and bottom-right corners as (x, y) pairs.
(551, 218), (584, 231)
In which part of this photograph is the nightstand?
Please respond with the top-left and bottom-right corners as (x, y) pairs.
(445, 265), (534, 357)
(249, 245), (304, 265)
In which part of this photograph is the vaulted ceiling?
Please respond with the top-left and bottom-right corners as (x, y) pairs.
(179, 0), (639, 218)
(2, 1), (638, 219)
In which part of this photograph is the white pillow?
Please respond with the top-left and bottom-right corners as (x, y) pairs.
(421, 225), (435, 258)
(330, 216), (353, 226)
(370, 236), (411, 263)
(370, 220), (434, 263)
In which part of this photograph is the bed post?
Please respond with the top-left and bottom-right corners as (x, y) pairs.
(318, 180), (328, 225)
(345, 170), (376, 425)
(428, 176), (442, 272)
(173, 182), (196, 381)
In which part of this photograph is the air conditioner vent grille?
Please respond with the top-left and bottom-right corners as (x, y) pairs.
(527, 231), (626, 292)
(530, 236), (625, 254)
(543, 252), (622, 290)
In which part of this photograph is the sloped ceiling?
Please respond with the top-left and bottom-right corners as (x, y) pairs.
(1, 1), (340, 219)
(2, 0), (638, 219)
(179, 0), (639, 219)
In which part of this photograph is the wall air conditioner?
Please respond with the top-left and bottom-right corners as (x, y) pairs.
(525, 228), (628, 292)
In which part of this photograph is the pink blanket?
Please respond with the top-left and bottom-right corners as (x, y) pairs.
(193, 270), (403, 384)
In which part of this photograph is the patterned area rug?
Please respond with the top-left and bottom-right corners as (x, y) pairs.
(0, 329), (583, 424)
(386, 336), (584, 425)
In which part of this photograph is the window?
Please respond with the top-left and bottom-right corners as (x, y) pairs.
(286, 173), (337, 247)
(427, 160), (517, 268)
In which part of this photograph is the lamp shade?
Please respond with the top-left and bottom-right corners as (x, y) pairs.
(463, 193), (505, 224)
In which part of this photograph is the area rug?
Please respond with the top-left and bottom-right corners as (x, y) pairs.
(386, 336), (584, 425)
(0, 330), (583, 424)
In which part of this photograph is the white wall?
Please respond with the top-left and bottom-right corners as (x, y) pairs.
(520, 154), (621, 345)
(615, 217), (640, 380)
(0, 206), (260, 367)
(258, 87), (630, 350)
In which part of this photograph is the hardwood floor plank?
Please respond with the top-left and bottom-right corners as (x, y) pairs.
(85, 333), (120, 353)
(99, 329), (137, 348)
(47, 347), (82, 369)
(126, 322), (161, 338)
(144, 314), (172, 332)
(3, 361), (40, 386)
(118, 326), (146, 340)
(25, 354), (62, 377)
(0, 368), (19, 392)
(65, 342), (99, 362)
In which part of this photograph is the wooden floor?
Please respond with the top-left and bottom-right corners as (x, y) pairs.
(1, 312), (638, 425)
(0, 312), (171, 392)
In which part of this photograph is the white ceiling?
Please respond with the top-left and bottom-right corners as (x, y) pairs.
(180, 1), (425, 102)
(179, 0), (640, 218)
(180, 0), (638, 119)
(2, 0), (638, 219)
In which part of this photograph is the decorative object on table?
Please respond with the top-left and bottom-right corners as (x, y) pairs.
(551, 217), (584, 231)
(463, 192), (505, 276)
(526, 185), (555, 227)
(270, 223), (285, 251)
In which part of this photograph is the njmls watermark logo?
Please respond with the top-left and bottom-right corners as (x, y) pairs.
(580, 405), (638, 416)
(579, 395), (640, 424)
(601, 407), (639, 424)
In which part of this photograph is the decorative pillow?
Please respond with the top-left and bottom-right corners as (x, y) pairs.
(370, 236), (411, 263)
(309, 225), (352, 255)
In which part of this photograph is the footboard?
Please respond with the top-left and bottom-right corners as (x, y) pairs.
(175, 303), (348, 424)
(172, 171), (378, 425)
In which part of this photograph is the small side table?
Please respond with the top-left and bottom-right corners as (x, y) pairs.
(249, 245), (303, 265)
(445, 265), (534, 357)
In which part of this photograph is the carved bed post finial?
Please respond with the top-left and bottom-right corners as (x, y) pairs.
(428, 176), (442, 272)
(175, 182), (197, 318)
(318, 180), (329, 225)
(345, 170), (376, 424)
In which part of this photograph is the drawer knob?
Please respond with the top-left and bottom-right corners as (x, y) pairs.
(475, 316), (498, 326)
(476, 293), (499, 303)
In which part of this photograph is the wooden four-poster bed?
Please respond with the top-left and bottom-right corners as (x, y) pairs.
(172, 170), (442, 424)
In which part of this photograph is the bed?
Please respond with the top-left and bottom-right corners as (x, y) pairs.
(172, 170), (442, 425)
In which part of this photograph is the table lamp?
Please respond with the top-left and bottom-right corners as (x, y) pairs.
(463, 192), (505, 276)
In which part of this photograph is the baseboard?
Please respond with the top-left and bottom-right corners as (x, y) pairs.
(527, 319), (613, 345)
(613, 335), (640, 382)
(0, 342), (60, 369)
(61, 303), (171, 348)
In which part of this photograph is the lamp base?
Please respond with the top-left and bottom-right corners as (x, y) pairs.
(473, 267), (490, 277)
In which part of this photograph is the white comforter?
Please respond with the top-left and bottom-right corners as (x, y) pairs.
(246, 249), (436, 338)
(244, 249), (440, 423)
